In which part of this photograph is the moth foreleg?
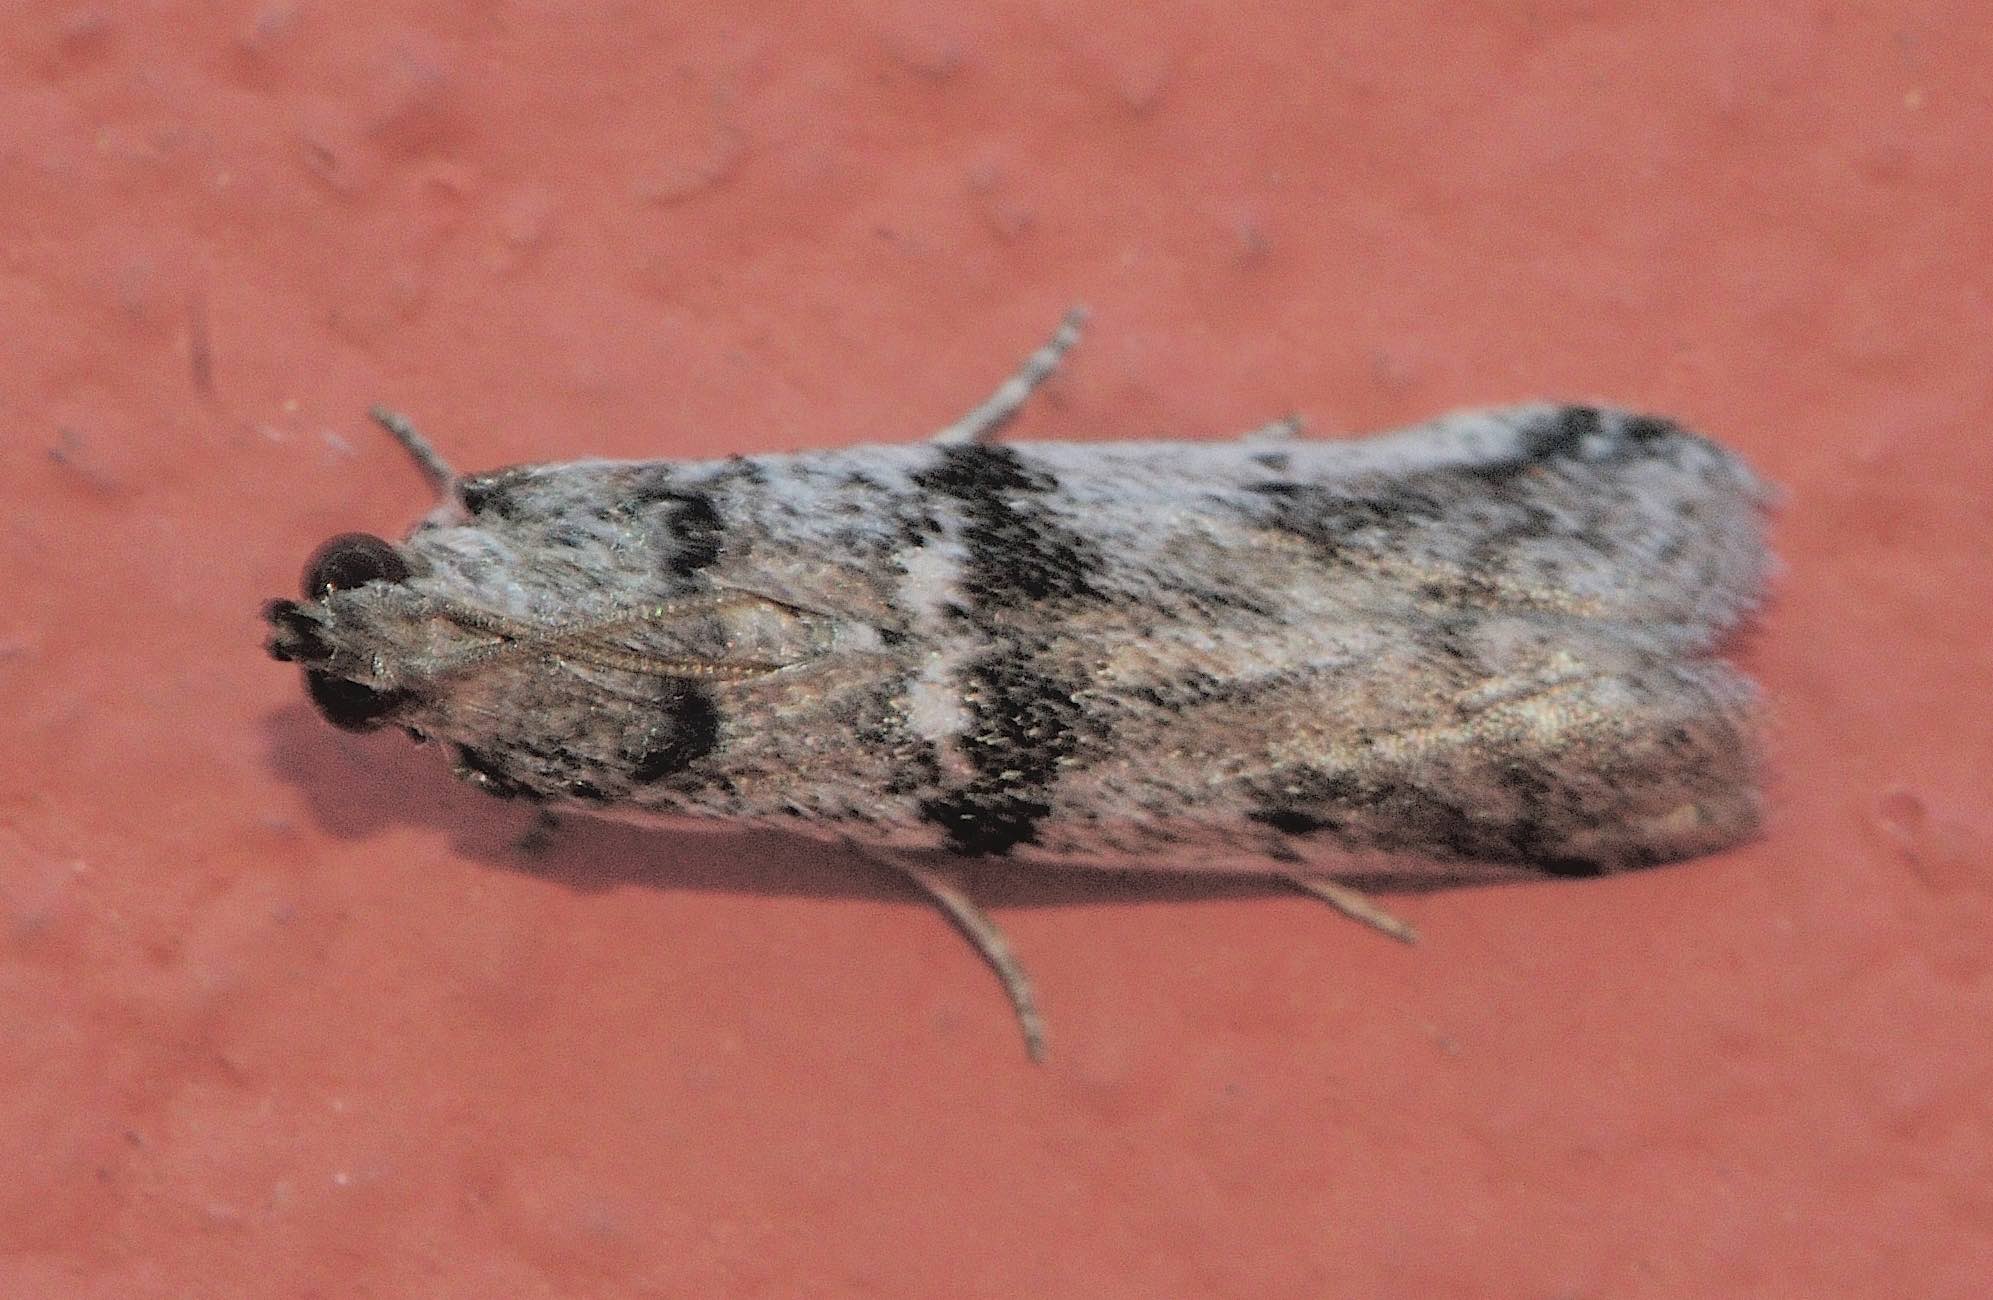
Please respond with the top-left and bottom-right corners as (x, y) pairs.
(927, 306), (1088, 447)
(1283, 873), (1420, 945)
(865, 848), (1047, 1062)
(368, 405), (458, 500)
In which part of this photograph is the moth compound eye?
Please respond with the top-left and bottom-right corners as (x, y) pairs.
(304, 670), (407, 732)
(301, 532), (412, 599)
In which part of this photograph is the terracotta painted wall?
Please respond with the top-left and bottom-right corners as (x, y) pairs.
(3, 2), (1988, 1296)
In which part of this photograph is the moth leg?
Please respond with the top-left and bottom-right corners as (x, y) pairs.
(1239, 415), (1306, 444)
(368, 405), (457, 499)
(1283, 874), (1419, 945)
(928, 306), (1088, 446)
(866, 849), (1047, 1062)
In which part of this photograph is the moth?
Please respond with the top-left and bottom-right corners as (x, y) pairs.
(264, 311), (1773, 1059)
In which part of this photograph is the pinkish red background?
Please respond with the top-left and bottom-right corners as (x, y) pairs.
(4, 2), (1988, 1296)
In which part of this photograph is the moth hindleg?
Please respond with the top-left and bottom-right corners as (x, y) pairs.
(928, 306), (1088, 447)
(1282, 874), (1419, 944)
(864, 848), (1047, 1062)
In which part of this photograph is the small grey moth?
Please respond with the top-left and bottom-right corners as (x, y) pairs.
(265, 311), (1773, 1060)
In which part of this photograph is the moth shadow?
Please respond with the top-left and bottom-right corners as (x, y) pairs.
(259, 704), (1289, 910)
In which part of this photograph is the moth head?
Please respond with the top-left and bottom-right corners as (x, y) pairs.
(264, 531), (418, 732)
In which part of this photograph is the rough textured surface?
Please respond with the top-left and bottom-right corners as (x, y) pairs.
(2, 2), (1988, 1296)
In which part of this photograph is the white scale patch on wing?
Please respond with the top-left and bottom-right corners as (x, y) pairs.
(891, 532), (979, 783)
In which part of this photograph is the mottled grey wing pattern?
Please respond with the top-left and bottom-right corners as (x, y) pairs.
(885, 405), (1771, 880)
(268, 401), (1770, 885)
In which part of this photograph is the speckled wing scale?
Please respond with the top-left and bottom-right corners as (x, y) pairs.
(265, 310), (1773, 1061)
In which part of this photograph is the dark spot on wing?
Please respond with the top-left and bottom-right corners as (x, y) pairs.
(918, 641), (1092, 856)
(1450, 406), (1606, 485)
(1519, 405), (1603, 462)
(1251, 806), (1335, 836)
(907, 445), (1110, 852)
(1246, 481), (1446, 562)
(624, 469), (726, 576)
(456, 467), (535, 519)
(1622, 414), (1683, 445)
(628, 681), (722, 783)
(1249, 756), (1637, 875)
(911, 443), (1103, 606)
(702, 455), (769, 489)
(919, 788), (1055, 857)
(661, 492), (724, 574)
